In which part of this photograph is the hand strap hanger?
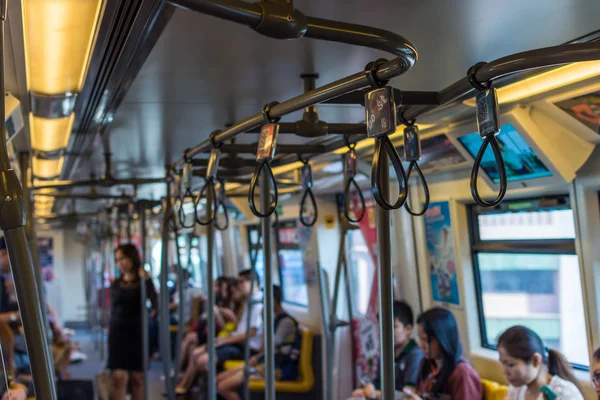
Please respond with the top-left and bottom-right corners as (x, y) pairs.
(178, 150), (196, 228)
(298, 157), (318, 227)
(401, 121), (430, 216)
(195, 139), (221, 225)
(341, 139), (365, 223)
(365, 59), (408, 210)
(248, 103), (280, 218)
(467, 62), (507, 207)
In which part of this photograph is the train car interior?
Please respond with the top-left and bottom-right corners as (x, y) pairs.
(0, 0), (600, 399)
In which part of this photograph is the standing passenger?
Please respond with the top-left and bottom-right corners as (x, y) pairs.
(498, 326), (583, 400)
(107, 244), (157, 400)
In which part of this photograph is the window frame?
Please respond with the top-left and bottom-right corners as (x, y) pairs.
(245, 220), (309, 308)
(467, 195), (587, 370)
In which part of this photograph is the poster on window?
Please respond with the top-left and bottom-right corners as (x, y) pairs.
(296, 223), (318, 285)
(424, 201), (460, 306)
(352, 199), (380, 383)
(38, 237), (54, 282)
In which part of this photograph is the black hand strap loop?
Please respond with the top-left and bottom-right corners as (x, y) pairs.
(262, 102), (281, 124)
(214, 180), (229, 231)
(299, 187), (318, 227)
(466, 67), (507, 208)
(404, 161), (430, 216)
(470, 135), (507, 207)
(214, 200), (229, 231)
(195, 178), (218, 225)
(343, 177), (366, 223)
(248, 159), (278, 218)
(299, 161), (317, 227)
(365, 58), (390, 89)
(178, 187), (196, 228)
(467, 62), (490, 92)
(371, 135), (408, 210)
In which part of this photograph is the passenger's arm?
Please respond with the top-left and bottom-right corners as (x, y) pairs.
(0, 311), (19, 324)
(2, 383), (27, 400)
(402, 351), (423, 388)
(216, 327), (257, 347)
(219, 307), (238, 324)
(445, 364), (482, 400)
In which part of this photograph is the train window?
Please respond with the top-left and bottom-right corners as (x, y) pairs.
(469, 196), (589, 367)
(246, 222), (308, 306)
(347, 229), (376, 316)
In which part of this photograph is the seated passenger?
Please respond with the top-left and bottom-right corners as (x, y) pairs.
(175, 269), (262, 395)
(407, 307), (482, 400)
(217, 285), (300, 400)
(351, 301), (423, 399)
(0, 320), (28, 400)
(591, 347), (600, 399)
(178, 277), (242, 373)
(498, 326), (583, 400)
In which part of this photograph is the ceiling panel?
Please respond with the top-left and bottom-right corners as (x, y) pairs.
(91, 0), (600, 197)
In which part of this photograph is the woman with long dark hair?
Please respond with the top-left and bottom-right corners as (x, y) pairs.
(108, 244), (157, 400)
(498, 326), (583, 400)
(406, 307), (482, 399)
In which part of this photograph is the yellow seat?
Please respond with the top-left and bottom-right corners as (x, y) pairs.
(224, 327), (315, 393)
(169, 325), (178, 333)
(481, 378), (509, 400)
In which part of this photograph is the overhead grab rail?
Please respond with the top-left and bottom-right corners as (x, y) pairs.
(341, 140), (365, 223)
(401, 122), (430, 216)
(169, 0), (417, 169)
(30, 152), (167, 191)
(178, 151), (196, 228)
(365, 60), (408, 210)
(298, 158), (317, 227)
(195, 143), (221, 225)
(214, 179), (229, 231)
(249, 120), (280, 218)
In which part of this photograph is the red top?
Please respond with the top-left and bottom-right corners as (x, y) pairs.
(417, 359), (483, 399)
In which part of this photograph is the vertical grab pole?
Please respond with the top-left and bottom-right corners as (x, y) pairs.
(160, 186), (175, 400)
(206, 185), (217, 400)
(316, 262), (331, 400)
(376, 156), (395, 400)
(342, 240), (357, 388)
(242, 262), (258, 400)
(260, 172), (275, 400)
(174, 230), (185, 376)
(0, 3), (57, 397)
(19, 152), (52, 368)
(139, 204), (149, 400)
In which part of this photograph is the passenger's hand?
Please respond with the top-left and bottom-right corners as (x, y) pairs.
(139, 268), (150, 280)
(3, 386), (27, 400)
(351, 388), (365, 398)
(149, 309), (157, 318)
(362, 383), (378, 399)
(402, 387), (421, 400)
(249, 355), (259, 367)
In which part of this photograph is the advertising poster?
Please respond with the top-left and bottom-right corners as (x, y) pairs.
(37, 237), (54, 282)
(296, 223), (318, 286)
(424, 201), (460, 306)
(351, 200), (380, 383)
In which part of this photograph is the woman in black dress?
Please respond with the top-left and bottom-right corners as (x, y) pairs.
(108, 244), (157, 400)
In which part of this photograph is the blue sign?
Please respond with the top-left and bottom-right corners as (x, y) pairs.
(424, 202), (460, 306)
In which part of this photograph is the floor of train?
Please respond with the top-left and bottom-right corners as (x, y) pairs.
(69, 330), (165, 400)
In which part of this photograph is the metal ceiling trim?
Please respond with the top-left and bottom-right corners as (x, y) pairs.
(62, 0), (175, 179)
